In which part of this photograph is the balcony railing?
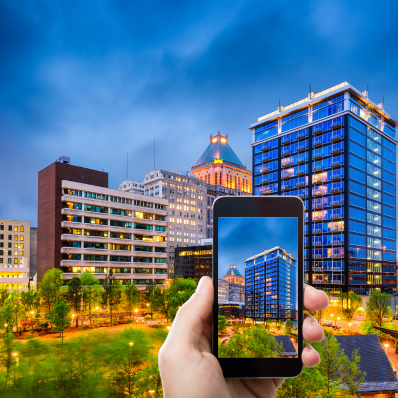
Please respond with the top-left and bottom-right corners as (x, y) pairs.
(297, 130), (308, 140)
(281, 148), (291, 156)
(331, 131), (343, 141)
(313, 151), (323, 159)
(281, 136), (291, 145)
(297, 143), (308, 152)
(331, 120), (343, 130)
(313, 138), (323, 147)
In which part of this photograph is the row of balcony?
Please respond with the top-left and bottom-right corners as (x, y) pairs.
(313, 120), (343, 135)
(281, 129), (309, 145)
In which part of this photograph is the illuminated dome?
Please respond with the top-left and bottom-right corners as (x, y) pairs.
(194, 132), (244, 167)
(223, 264), (245, 285)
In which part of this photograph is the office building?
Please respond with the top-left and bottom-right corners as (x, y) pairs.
(245, 247), (297, 321)
(0, 219), (31, 291)
(223, 264), (245, 285)
(191, 132), (252, 237)
(30, 227), (37, 278)
(250, 82), (397, 295)
(38, 158), (168, 289)
(119, 179), (145, 195)
(174, 245), (212, 281)
(142, 169), (208, 278)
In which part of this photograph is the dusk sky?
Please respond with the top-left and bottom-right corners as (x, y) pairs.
(218, 217), (298, 278)
(1, 1), (398, 226)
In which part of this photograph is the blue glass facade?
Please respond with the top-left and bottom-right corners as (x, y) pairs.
(252, 88), (397, 295)
(245, 248), (297, 321)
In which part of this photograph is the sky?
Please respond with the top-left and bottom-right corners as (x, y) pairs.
(218, 217), (298, 278)
(1, 0), (398, 226)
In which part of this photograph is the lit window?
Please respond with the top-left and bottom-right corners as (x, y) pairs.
(14, 235), (18, 241)
(14, 251), (18, 256)
(14, 226), (18, 232)
(20, 226), (24, 232)
(20, 236), (24, 241)
(14, 259), (18, 264)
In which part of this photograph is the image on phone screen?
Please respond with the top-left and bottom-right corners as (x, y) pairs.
(218, 217), (298, 359)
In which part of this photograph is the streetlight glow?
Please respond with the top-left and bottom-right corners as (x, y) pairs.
(129, 342), (134, 346)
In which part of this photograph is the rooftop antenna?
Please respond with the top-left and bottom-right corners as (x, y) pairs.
(126, 152), (128, 180)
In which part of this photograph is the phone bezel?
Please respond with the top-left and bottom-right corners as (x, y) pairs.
(212, 196), (304, 379)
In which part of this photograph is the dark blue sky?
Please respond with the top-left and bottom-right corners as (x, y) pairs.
(1, 1), (398, 226)
(218, 217), (298, 277)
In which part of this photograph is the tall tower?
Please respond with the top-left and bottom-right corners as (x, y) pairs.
(250, 82), (397, 296)
(191, 132), (252, 193)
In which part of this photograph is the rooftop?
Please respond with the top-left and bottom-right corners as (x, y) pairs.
(245, 246), (296, 263)
(251, 81), (398, 129)
(224, 264), (243, 277)
(193, 132), (244, 168)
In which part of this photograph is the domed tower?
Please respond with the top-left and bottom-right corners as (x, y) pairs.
(223, 264), (245, 285)
(191, 132), (252, 193)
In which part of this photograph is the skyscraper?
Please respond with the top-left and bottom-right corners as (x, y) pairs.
(245, 247), (296, 321)
(191, 132), (252, 237)
(250, 82), (397, 295)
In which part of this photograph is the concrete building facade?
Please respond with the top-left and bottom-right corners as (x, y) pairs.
(0, 219), (31, 291)
(38, 159), (168, 289)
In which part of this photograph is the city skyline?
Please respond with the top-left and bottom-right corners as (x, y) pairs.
(218, 217), (298, 278)
(2, 1), (398, 226)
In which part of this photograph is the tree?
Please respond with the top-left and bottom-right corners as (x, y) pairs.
(0, 303), (17, 334)
(8, 291), (24, 334)
(102, 271), (122, 325)
(312, 335), (365, 396)
(219, 326), (284, 358)
(360, 321), (376, 335)
(277, 366), (324, 398)
(20, 289), (40, 334)
(167, 277), (197, 320)
(0, 332), (17, 383)
(366, 292), (392, 327)
(49, 299), (71, 344)
(67, 276), (83, 328)
(39, 268), (64, 312)
(143, 279), (157, 319)
(81, 272), (101, 326)
(122, 280), (140, 318)
(338, 292), (363, 323)
(218, 316), (228, 334)
(285, 319), (294, 334)
(0, 288), (10, 307)
(151, 286), (170, 323)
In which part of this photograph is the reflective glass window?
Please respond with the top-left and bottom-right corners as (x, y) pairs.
(367, 225), (381, 237)
(367, 151), (381, 166)
(367, 213), (381, 225)
(367, 200), (381, 213)
(367, 163), (381, 178)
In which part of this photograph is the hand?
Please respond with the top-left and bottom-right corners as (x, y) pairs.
(159, 277), (328, 398)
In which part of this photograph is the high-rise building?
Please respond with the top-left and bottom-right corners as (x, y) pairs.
(174, 245), (212, 281)
(142, 169), (208, 278)
(223, 264), (245, 285)
(245, 247), (297, 321)
(38, 158), (168, 288)
(0, 219), (31, 291)
(250, 82), (397, 295)
(191, 132), (252, 237)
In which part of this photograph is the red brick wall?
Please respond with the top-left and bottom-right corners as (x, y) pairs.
(37, 162), (108, 282)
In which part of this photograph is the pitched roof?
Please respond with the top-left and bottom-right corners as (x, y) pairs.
(275, 336), (297, 357)
(335, 335), (396, 382)
(224, 265), (243, 277)
(194, 134), (244, 167)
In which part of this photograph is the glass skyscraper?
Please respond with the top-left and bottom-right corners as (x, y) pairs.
(245, 247), (297, 321)
(250, 82), (397, 296)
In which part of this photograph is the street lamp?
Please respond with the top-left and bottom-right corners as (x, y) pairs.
(167, 326), (171, 332)
(72, 314), (76, 332)
(348, 323), (352, 333)
(12, 353), (18, 383)
(135, 309), (138, 325)
(384, 343), (389, 354)
(30, 311), (34, 335)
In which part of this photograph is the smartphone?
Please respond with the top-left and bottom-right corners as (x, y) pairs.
(212, 196), (304, 378)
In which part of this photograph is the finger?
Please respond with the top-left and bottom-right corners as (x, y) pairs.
(167, 276), (213, 349)
(303, 313), (324, 342)
(198, 312), (212, 353)
(302, 343), (321, 368)
(304, 284), (329, 311)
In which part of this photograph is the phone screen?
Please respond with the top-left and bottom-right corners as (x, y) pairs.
(217, 217), (298, 359)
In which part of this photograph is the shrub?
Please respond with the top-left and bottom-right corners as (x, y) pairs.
(360, 321), (376, 335)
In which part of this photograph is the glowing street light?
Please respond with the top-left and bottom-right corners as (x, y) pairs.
(135, 309), (138, 326)
(167, 326), (171, 332)
(12, 352), (18, 383)
(348, 323), (352, 332)
(30, 311), (34, 335)
(384, 343), (389, 354)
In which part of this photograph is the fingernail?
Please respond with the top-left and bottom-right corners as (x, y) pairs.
(196, 277), (207, 293)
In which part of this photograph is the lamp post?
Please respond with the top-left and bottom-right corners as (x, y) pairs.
(30, 311), (34, 335)
(337, 317), (340, 329)
(384, 343), (389, 355)
(167, 326), (171, 332)
(135, 309), (138, 325)
(348, 323), (352, 333)
(72, 314), (75, 332)
(128, 342), (134, 395)
(12, 353), (18, 384)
